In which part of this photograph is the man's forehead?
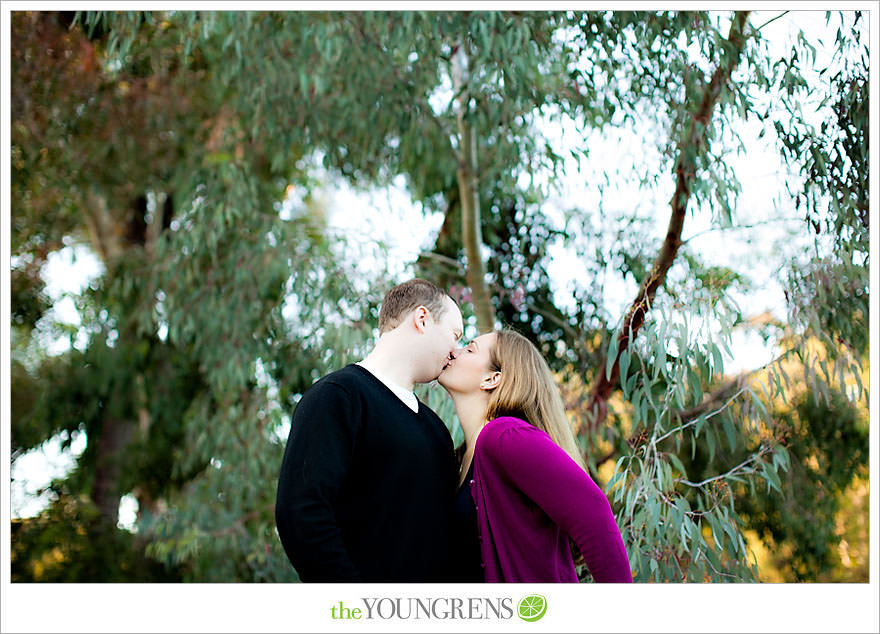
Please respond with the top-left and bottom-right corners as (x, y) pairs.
(445, 298), (464, 327)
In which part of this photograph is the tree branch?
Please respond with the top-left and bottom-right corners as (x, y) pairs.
(580, 11), (752, 433)
(755, 11), (789, 32)
(681, 217), (802, 245)
(454, 42), (495, 333)
(417, 250), (465, 272)
(676, 445), (770, 488)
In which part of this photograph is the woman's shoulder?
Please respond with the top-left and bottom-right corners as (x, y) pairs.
(485, 415), (534, 433)
(476, 416), (562, 476)
(479, 416), (548, 449)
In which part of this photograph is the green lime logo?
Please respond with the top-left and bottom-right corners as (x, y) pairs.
(517, 594), (547, 622)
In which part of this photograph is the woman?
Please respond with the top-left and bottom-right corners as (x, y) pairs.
(439, 328), (632, 583)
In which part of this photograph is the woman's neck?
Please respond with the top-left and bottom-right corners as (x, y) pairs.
(452, 392), (490, 453)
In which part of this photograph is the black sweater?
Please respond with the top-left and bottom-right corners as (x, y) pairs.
(275, 364), (458, 582)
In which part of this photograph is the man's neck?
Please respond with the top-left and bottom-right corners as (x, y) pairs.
(359, 341), (416, 392)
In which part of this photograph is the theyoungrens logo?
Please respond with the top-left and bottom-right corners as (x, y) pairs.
(516, 595), (547, 622)
(329, 595), (547, 622)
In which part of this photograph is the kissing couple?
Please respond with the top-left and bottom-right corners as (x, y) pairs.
(275, 278), (632, 583)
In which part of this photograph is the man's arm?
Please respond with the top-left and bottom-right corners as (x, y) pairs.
(275, 380), (363, 582)
(484, 418), (633, 582)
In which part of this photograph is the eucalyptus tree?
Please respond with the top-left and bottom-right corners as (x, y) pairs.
(12, 10), (378, 581)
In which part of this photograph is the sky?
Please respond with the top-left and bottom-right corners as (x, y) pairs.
(2, 4), (878, 634)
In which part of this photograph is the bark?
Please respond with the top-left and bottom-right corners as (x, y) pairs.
(453, 45), (496, 333)
(84, 191), (158, 525)
(92, 415), (136, 525)
(582, 11), (752, 433)
(83, 191), (124, 266)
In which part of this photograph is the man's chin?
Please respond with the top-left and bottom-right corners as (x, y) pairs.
(436, 369), (450, 387)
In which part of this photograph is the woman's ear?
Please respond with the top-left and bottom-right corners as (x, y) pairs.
(480, 371), (501, 392)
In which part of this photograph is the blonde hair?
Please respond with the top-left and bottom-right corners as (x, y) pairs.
(486, 329), (586, 471)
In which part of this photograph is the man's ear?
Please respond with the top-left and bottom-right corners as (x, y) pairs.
(480, 371), (501, 392)
(412, 306), (430, 333)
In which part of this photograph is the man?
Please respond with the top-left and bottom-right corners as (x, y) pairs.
(275, 278), (464, 582)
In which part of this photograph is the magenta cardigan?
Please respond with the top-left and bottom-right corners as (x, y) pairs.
(470, 416), (633, 583)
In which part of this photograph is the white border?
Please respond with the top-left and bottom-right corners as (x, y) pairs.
(1, 2), (878, 633)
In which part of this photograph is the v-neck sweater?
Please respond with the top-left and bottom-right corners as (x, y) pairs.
(275, 364), (458, 582)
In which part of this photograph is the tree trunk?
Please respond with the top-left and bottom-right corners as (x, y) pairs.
(85, 191), (158, 525)
(453, 45), (495, 334)
(581, 11), (752, 433)
(92, 415), (136, 525)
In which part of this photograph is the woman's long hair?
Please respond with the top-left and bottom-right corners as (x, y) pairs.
(486, 328), (590, 574)
(486, 329), (586, 472)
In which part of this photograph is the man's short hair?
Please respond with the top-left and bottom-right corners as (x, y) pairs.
(378, 279), (452, 334)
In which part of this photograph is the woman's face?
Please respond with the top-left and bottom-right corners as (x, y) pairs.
(438, 332), (497, 394)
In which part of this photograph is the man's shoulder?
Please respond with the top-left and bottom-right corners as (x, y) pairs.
(308, 364), (370, 395)
(416, 400), (444, 424)
(312, 363), (369, 390)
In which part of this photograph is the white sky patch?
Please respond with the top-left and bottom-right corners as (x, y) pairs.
(11, 430), (87, 518)
(35, 245), (105, 356)
(324, 173), (445, 283)
(41, 244), (104, 301)
(117, 493), (139, 532)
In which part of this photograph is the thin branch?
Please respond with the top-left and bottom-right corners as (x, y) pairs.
(417, 250), (464, 272)
(676, 447), (770, 488)
(754, 11), (789, 32)
(652, 382), (750, 446)
(701, 553), (742, 580)
(526, 301), (581, 341)
(652, 345), (794, 446)
(681, 217), (803, 245)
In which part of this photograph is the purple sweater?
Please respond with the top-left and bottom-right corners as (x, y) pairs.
(470, 416), (633, 583)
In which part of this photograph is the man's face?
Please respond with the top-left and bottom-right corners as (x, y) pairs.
(425, 296), (463, 379)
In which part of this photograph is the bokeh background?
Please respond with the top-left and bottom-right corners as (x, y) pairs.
(8, 9), (869, 583)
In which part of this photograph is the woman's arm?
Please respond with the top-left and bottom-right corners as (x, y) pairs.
(483, 417), (633, 582)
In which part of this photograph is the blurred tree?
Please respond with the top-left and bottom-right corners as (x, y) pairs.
(738, 383), (868, 581)
(11, 10), (381, 581)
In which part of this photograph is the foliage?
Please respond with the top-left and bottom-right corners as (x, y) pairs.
(11, 492), (181, 582)
(736, 385), (868, 580)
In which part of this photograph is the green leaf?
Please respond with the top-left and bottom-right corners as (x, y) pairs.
(694, 414), (706, 439)
(619, 346), (631, 386)
(606, 332), (620, 380)
(722, 415), (736, 452)
(654, 337), (666, 379)
(668, 452), (687, 478)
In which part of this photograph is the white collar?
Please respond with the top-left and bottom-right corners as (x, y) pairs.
(356, 362), (419, 413)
